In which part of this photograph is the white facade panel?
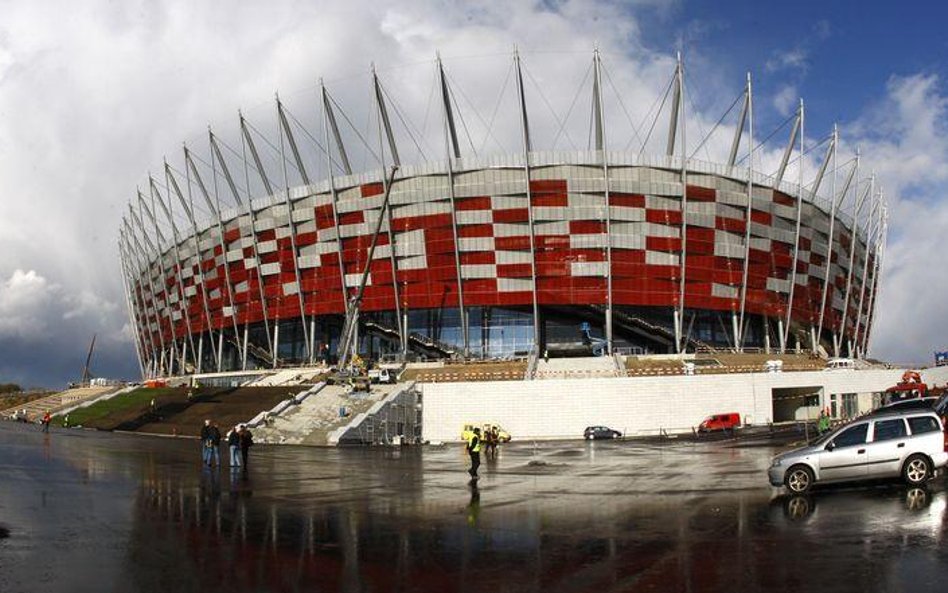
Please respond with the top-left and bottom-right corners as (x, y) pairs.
(645, 251), (679, 266)
(260, 262), (281, 276)
(571, 261), (608, 277)
(461, 264), (496, 279)
(498, 278), (532, 292)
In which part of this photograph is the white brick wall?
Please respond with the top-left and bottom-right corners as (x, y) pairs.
(421, 368), (905, 442)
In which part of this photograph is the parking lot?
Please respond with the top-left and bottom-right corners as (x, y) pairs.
(0, 423), (946, 592)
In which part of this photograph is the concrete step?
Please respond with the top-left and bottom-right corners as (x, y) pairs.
(256, 384), (395, 445)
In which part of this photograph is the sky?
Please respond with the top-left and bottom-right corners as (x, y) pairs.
(2, 0), (948, 388)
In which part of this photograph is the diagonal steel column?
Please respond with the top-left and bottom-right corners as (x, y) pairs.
(320, 82), (353, 319)
(230, 121), (277, 365)
(273, 97), (311, 363)
(737, 73), (754, 350)
(593, 49), (613, 355)
(125, 213), (168, 375)
(838, 177), (872, 353)
(861, 204), (886, 356)
(150, 175), (199, 373)
(138, 189), (184, 373)
(514, 49), (540, 352)
(372, 67), (405, 356)
(118, 229), (151, 378)
(782, 100), (804, 352)
(853, 190), (882, 355)
(167, 156), (220, 371)
(674, 54), (688, 353)
(816, 129), (847, 346)
(204, 131), (247, 370)
(437, 56), (469, 356)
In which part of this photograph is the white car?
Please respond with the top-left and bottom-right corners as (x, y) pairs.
(769, 409), (948, 494)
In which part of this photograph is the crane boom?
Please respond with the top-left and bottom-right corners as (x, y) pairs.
(81, 333), (97, 384)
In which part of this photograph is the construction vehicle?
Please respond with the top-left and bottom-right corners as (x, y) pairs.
(368, 368), (397, 384)
(884, 370), (928, 403)
(461, 423), (512, 443)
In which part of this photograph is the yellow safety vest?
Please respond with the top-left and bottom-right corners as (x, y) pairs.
(468, 434), (481, 453)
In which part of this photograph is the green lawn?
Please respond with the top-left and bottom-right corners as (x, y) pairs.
(58, 387), (185, 428)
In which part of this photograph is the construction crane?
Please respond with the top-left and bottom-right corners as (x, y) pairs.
(336, 165), (399, 372)
(80, 334), (97, 385)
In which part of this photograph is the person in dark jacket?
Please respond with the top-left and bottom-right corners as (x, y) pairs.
(227, 426), (242, 468)
(238, 425), (253, 472)
(208, 423), (222, 467)
(200, 420), (212, 466)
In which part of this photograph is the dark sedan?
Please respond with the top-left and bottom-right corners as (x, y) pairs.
(584, 426), (622, 440)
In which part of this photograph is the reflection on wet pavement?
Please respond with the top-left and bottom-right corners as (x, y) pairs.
(0, 422), (946, 592)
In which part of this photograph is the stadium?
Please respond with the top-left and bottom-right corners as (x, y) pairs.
(118, 52), (886, 380)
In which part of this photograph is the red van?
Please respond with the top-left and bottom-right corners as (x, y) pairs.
(698, 413), (741, 433)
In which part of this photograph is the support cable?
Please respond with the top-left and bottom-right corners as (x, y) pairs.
(688, 91), (743, 160)
(522, 61), (580, 151)
(550, 61), (592, 150)
(637, 72), (676, 156)
(600, 64), (646, 151)
(479, 60), (516, 155)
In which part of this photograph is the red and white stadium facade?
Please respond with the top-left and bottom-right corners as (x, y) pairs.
(119, 54), (886, 378)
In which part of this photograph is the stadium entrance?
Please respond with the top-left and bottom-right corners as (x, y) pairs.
(771, 386), (823, 423)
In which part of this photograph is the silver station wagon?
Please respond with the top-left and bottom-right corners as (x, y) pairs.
(769, 410), (948, 494)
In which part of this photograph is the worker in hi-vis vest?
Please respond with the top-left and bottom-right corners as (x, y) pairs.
(467, 427), (482, 479)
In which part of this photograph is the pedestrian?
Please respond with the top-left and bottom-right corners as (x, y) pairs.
(208, 422), (222, 467)
(490, 426), (500, 458)
(41, 410), (51, 433)
(227, 425), (242, 469)
(200, 419), (213, 466)
(239, 424), (253, 472)
(483, 425), (496, 459)
(466, 427), (482, 480)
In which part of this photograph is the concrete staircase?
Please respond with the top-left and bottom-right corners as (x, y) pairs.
(246, 369), (326, 387)
(0, 386), (119, 422)
(534, 356), (622, 380)
(254, 383), (398, 446)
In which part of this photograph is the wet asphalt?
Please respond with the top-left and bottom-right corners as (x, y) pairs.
(0, 422), (945, 593)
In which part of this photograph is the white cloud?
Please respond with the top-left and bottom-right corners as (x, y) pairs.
(0, 269), (54, 338)
(766, 48), (808, 74)
(843, 73), (948, 365)
(773, 84), (798, 117)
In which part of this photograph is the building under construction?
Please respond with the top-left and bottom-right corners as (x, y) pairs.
(119, 51), (886, 378)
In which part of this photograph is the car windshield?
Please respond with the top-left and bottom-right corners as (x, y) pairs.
(935, 393), (948, 416)
(812, 426), (840, 446)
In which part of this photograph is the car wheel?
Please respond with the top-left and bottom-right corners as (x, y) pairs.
(905, 487), (930, 511)
(783, 495), (814, 521)
(902, 454), (932, 486)
(784, 465), (814, 494)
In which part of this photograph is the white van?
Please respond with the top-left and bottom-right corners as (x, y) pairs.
(824, 358), (856, 370)
(368, 368), (397, 384)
